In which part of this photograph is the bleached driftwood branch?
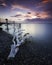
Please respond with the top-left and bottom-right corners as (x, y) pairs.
(8, 29), (31, 59)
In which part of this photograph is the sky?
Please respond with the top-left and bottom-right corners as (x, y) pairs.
(0, 0), (52, 23)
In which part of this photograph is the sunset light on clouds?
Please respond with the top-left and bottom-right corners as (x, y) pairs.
(0, 0), (52, 23)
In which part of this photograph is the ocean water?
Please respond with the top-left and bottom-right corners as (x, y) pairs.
(2, 23), (52, 42)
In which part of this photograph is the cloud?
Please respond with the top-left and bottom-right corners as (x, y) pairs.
(35, 12), (51, 19)
(11, 3), (30, 11)
(0, 0), (52, 22)
(34, 0), (52, 19)
(27, 12), (31, 14)
(11, 0), (52, 18)
(11, 14), (22, 17)
(0, 0), (7, 7)
(44, 2), (52, 17)
(11, 11), (38, 21)
(0, 0), (5, 2)
(10, 10), (51, 22)
(42, 0), (52, 3)
(0, 2), (7, 6)
(25, 18), (52, 23)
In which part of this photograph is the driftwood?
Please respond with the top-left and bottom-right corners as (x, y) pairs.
(8, 28), (31, 59)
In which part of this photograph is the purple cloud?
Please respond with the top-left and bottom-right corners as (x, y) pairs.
(25, 18), (52, 23)
(11, 14), (22, 17)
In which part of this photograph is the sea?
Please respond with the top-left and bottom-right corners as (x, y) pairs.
(2, 23), (52, 43)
